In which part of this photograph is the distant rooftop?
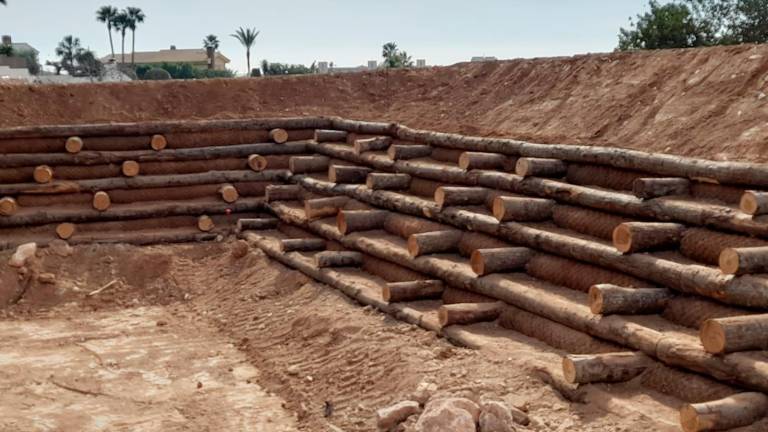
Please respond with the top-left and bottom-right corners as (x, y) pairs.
(100, 46), (230, 65)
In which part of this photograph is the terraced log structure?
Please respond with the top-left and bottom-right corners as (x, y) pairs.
(4, 116), (768, 431)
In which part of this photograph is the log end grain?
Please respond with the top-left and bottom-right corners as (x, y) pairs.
(739, 191), (763, 216)
(219, 184), (239, 203)
(33, 165), (54, 184)
(150, 134), (167, 151)
(197, 215), (215, 232)
(561, 356), (579, 384)
(0, 197), (18, 216)
(92, 191), (111, 212)
(587, 285), (606, 315)
(718, 248), (741, 275)
(64, 136), (84, 153)
(56, 222), (76, 240)
(248, 154), (268, 172)
(269, 128), (289, 144)
(121, 160), (140, 177)
(699, 319), (727, 355)
(612, 223), (634, 254)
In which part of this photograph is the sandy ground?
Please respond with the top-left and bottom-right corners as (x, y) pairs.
(0, 241), (682, 432)
(3, 44), (768, 161)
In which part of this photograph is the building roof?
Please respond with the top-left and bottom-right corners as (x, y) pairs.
(101, 48), (230, 65)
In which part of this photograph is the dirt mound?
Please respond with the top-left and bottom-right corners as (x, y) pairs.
(4, 44), (768, 161)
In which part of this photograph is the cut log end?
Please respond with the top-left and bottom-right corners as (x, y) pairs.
(33, 165), (54, 184)
(470, 250), (486, 276)
(718, 248), (741, 275)
(197, 215), (215, 232)
(699, 319), (727, 355)
(562, 357), (578, 384)
(219, 184), (239, 203)
(150, 134), (167, 151)
(92, 191), (111, 212)
(0, 197), (18, 216)
(269, 128), (289, 144)
(121, 160), (140, 177)
(56, 222), (76, 240)
(588, 286), (605, 315)
(739, 191), (767, 216)
(612, 224), (633, 253)
(679, 393), (768, 432)
(248, 154), (268, 172)
(65, 136), (84, 153)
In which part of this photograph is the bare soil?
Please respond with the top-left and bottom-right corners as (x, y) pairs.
(3, 44), (768, 161)
(0, 241), (680, 431)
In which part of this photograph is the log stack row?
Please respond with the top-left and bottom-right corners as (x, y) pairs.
(6, 117), (768, 431)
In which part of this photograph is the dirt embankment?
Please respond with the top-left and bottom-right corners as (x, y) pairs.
(3, 44), (768, 161)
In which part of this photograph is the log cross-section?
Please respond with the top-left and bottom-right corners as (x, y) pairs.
(65, 136), (84, 153)
(269, 128), (289, 144)
(121, 160), (140, 177)
(588, 284), (673, 315)
(719, 246), (768, 275)
(33, 165), (54, 184)
(562, 352), (653, 384)
(150, 134), (167, 151)
(740, 191), (768, 216)
(700, 314), (768, 354)
(92, 191), (111, 211)
(0, 197), (18, 216)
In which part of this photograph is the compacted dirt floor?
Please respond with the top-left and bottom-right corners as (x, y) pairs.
(0, 240), (682, 431)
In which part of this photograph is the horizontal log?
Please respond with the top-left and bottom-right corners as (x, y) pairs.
(361, 255), (425, 282)
(741, 191), (768, 216)
(0, 197), (263, 228)
(366, 173), (411, 190)
(315, 251), (363, 268)
(562, 352), (653, 384)
(329, 118), (394, 135)
(267, 195), (768, 391)
(662, 296), (754, 329)
(442, 287), (496, 304)
(289, 155), (330, 174)
(387, 144), (433, 160)
(700, 314), (768, 354)
(354, 137), (392, 154)
(293, 176), (768, 308)
(304, 196), (349, 220)
(407, 230), (463, 257)
(382, 213), (448, 239)
(633, 177), (691, 199)
(328, 165), (372, 184)
(314, 129), (348, 143)
(456, 232), (509, 257)
(515, 157), (566, 178)
(691, 182), (744, 205)
(0, 117), (330, 139)
(458, 152), (508, 171)
(430, 147), (463, 163)
(438, 302), (503, 327)
(337, 209), (388, 234)
(527, 254), (648, 293)
(237, 217), (279, 232)
(383, 280), (444, 303)
(492, 196), (554, 222)
(408, 178), (442, 197)
(470, 247), (533, 276)
(280, 238), (326, 252)
(499, 305), (621, 354)
(552, 205), (630, 241)
(613, 222), (686, 254)
(640, 363), (738, 403)
(588, 284), (673, 315)
(0, 142), (308, 168)
(679, 393), (768, 432)
(566, 164), (646, 191)
(680, 228), (767, 265)
(719, 246), (768, 275)
(265, 184), (301, 202)
(434, 186), (489, 209)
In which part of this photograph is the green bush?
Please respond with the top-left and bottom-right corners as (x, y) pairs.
(135, 62), (234, 80)
(144, 67), (172, 80)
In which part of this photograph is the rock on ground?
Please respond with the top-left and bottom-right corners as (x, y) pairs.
(376, 400), (420, 430)
(415, 397), (479, 432)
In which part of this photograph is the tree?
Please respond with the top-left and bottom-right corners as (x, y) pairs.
(112, 11), (129, 63)
(618, 1), (713, 50)
(261, 59), (313, 76)
(125, 6), (145, 65)
(231, 27), (260, 76)
(381, 42), (414, 68)
(75, 49), (104, 78)
(96, 6), (119, 58)
(55, 35), (82, 74)
(0, 44), (11, 56)
(203, 34), (220, 50)
(728, 0), (768, 43)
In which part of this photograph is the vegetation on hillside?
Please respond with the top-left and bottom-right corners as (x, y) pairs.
(619, 0), (768, 50)
(135, 62), (235, 80)
(261, 60), (316, 75)
(382, 42), (413, 68)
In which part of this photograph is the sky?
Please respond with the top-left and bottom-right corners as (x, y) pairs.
(1, 1), (656, 75)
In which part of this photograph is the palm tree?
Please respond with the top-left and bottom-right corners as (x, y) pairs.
(55, 35), (83, 74)
(203, 34), (220, 50)
(96, 6), (118, 58)
(113, 11), (129, 63)
(231, 27), (260, 76)
(125, 7), (145, 65)
(382, 42), (398, 68)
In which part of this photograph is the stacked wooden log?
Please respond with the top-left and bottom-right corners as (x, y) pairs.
(7, 117), (768, 431)
(0, 118), (320, 248)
